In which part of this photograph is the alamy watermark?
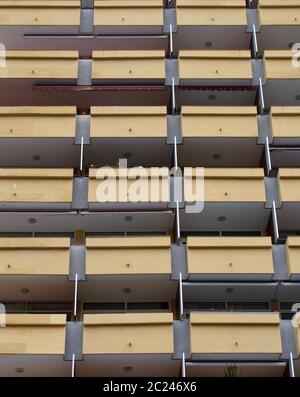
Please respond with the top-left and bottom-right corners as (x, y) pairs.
(0, 303), (6, 328)
(292, 43), (300, 68)
(93, 160), (204, 214)
(0, 44), (6, 68)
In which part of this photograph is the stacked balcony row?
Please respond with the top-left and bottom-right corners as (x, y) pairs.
(1, 1), (300, 52)
(0, 311), (299, 376)
(1, 49), (300, 108)
(0, 49), (298, 83)
(1, 235), (300, 280)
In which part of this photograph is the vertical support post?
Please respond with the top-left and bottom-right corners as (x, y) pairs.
(71, 353), (76, 378)
(74, 273), (78, 319)
(252, 24), (258, 58)
(265, 136), (272, 175)
(174, 136), (178, 171)
(179, 272), (184, 320)
(289, 352), (295, 378)
(181, 352), (186, 378)
(169, 24), (173, 58)
(172, 77), (176, 114)
(80, 136), (84, 172)
(272, 201), (279, 244)
(259, 77), (265, 114)
(174, 136), (181, 241)
(176, 201), (181, 241)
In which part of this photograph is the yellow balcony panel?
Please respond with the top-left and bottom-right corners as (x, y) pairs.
(0, 51), (78, 79)
(184, 168), (266, 203)
(190, 312), (282, 358)
(0, 107), (76, 138)
(177, 0), (247, 26)
(259, 0), (300, 26)
(264, 51), (300, 79)
(0, 314), (66, 354)
(278, 168), (300, 203)
(88, 167), (170, 204)
(86, 236), (171, 275)
(90, 106), (167, 138)
(0, 168), (73, 203)
(178, 51), (252, 82)
(0, 237), (70, 276)
(181, 107), (258, 138)
(0, 1), (81, 26)
(94, 0), (164, 27)
(92, 51), (165, 81)
(270, 107), (300, 141)
(83, 313), (174, 355)
(187, 236), (274, 279)
(286, 236), (300, 278)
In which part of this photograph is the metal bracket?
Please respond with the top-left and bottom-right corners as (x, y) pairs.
(251, 59), (265, 87)
(246, 9), (260, 33)
(163, 8), (177, 33)
(81, 0), (94, 8)
(69, 245), (86, 281)
(173, 320), (190, 359)
(257, 114), (272, 145)
(165, 59), (179, 86)
(75, 115), (91, 145)
(72, 177), (89, 210)
(80, 9), (94, 35)
(167, 115), (182, 144)
(265, 177), (280, 208)
(77, 59), (92, 86)
(272, 245), (289, 281)
(171, 244), (187, 280)
(280, 320), (298, 360)
(64, 322), (84, 361)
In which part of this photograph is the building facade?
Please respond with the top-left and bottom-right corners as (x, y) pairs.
(0, 0), (299, 377)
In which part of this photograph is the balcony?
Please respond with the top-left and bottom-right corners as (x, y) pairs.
(77, 313), (177, 376)
(278, 169), (300, 203)
(0, 1), (80, 27)
(0, 51), (78, 105)
(178, 106), (261, 166)
(0, 237), (73, 301)
(186, 236), (274, 281)
(0, 314), (70, 376)
(92, 51), (166, 85)
(178, 50), (253, 86)
(263, 51), (300, 107)
(0, 168), (74, 210)
(88, 167), (170, 210)
(82, 236), (175, 301)
(176, 0), (249, 51)
(0, 1), (81, 38)
(286, 236), (300, 280)
(87, 106), (171, 167)
(276, 169), (300, 230)
(270, 106), (300, 144)
(181, 168), (269, 232)
(94, 0), (164, 34)
(0, 51), (78, 79)
(0, 107), (79, 167)
(189, 312), (282, 360)
(258, 0), (300, 50)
